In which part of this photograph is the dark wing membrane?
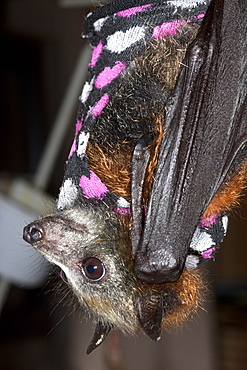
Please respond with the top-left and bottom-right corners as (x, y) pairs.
(134, 0), (247, 283)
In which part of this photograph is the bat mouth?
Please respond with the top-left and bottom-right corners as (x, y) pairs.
(59, 269), (69, 284)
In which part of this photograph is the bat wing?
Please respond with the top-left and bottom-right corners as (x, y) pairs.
(133, 0), (247, 283)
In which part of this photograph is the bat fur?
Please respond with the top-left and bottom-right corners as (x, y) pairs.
(23, 0), (247, 353)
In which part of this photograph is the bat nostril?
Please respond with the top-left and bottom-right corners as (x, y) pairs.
(23, 223), (44, 244)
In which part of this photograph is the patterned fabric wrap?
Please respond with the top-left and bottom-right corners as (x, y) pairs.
(57, 0), (227, 267)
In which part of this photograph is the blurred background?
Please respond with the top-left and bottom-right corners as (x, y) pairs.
(0, 1), (247, 369)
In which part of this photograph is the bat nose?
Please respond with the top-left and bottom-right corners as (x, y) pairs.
(23, 223), (44, 244)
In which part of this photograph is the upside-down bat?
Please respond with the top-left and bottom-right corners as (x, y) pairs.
(23, 0), (247, 354)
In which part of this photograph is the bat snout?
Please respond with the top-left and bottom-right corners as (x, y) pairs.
(23, 222), (44, 244)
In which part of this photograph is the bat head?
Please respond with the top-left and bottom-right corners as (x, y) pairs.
(23, 203), (203, 353)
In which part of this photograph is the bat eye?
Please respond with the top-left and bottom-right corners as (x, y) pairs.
(82, 257), (105, 282)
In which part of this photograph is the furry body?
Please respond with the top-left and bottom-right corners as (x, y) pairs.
(23, 27), (206, 341)
(87, 23), (200, 200)
(23, 0), (247, 353)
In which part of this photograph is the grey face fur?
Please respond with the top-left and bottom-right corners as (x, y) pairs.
(23, 203), (203, 353)
(23, 205), (140, 333)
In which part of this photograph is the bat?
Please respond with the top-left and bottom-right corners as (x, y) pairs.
(23, 0), (247, 354)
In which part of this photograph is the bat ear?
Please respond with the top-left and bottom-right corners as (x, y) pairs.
(135, 289), (164, 341)
(86, 321), (112, 354)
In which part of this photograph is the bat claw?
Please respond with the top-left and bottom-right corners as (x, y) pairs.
(134, 253), (182, 283)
